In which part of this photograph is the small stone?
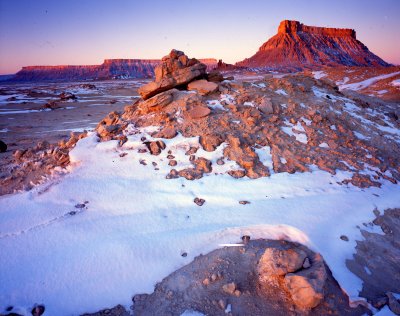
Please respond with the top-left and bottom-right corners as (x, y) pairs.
(187, 106), (211, 119)
(152, 162), (157, 166)
(166, 169), (179, 179)
(138, 148), (147, 153)
(303, 257), (311, 269)
(222, 282), (236, 295)
(218, 299), (226, 309)
(119, 152), (128, 158)
(69, 211), (77, 216)
(181, 252), (187, 257)
(189, 155), (196, 162)
(194, 197), (205, 206)
(139, 159), (147, 166)
(340, 235), (349, 241)
(234, 290), (241, 297)
(216, 158), (225, 165)
(31, 305), (45, 316)
(228, 169), (246, 178)
(167, 154), (175, 159)
(169, 160), (177, 166)
(211, 273), (217, 282)
(239, 200), (250, 205)
(75, 203), (85, 209)
(202, 278), (210, 286)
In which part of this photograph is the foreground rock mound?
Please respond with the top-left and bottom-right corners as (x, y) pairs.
(129, 239), (367, 315)
(237, 20), (390, 70)
(96, 50), (400, 188)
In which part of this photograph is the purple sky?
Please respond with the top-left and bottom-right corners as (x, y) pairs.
(0, 0), (399, 74)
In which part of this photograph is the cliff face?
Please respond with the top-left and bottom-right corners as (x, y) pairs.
(237, 20), (390, 70)
(11, 58), (218, 82)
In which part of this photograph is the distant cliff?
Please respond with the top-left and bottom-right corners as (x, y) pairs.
(237, 20), (390, 70)
(10, 58), (218, 82)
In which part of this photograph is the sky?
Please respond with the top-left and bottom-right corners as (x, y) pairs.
(0, 0), (399, 74)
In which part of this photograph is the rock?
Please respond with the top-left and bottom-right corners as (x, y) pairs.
(228, 169), (246, 178)
(206, 70), (224, 83)
(138, 89), (176, 113)
(340, 235), (349, 241)
(146, 140), (166, 155)
(222, 282), (236, 295)
(138, 50), (207, 100)
(154, 126), (177, 139)
(239, 200), (250, 205)
(216, 158), (224, 165)
(258, 247), (307, 278)
(242, 235), (251, 243)
(284, 254), (327, 309)
(187, 79), (219, 95)
(387, 292), (400, 315)
(169, 160), (177, 166)
(59, 92), (76, 101)
(194, 197), (205, 206)
(0, 140), (7, 152)
(258, 96), (274, 114)
(187, 106), (211, 119)
(303, 257), (311, 269)
(193, 157), (212, 173)
(31, 305), (45, 316)
(199, 134), (224, 152)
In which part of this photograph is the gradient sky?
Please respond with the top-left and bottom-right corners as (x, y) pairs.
(0, 0), (399, 74)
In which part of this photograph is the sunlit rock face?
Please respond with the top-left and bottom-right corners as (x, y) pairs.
(237, 20), (390, 70)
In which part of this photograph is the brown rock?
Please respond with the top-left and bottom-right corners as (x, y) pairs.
(187, 80), (219, 95)
(222, 282), (236, 295)
(206, 70), (224, 83)
(138, 89), (175, 113)
(258, 247), (307, 278)
(258, 96), (274, 115)
(284, 253), (327, 309)
(228, 169), (246, 178)
(194, 197), (205, 206)
(147, 141), (166, 155)
(194, 157), (212, 173)
(187, 106), (211, 119)
(154, 126), (177, 139)
(138, 50), (207, 100)
(199, 134), (224, 152)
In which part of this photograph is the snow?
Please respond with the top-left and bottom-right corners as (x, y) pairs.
(312, 71), (327, 80)
(377, 90), (388, 95)
(207, 100), (226, 111)
(392, 79), (400, 87)
(339, 71), (400, 91)
(0, 128), (9, 133)
(319, 142), (329, 148)
(0, 128), (400, 315)
(275, 89), (288, 96)
(374, 306), (396, 315)
(181, 310), (205, 316)
(281, 120), (308, 144)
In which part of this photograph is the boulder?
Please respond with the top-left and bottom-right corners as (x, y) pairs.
(258, 247), (307, 278)
(187, 106), (211, 119)
(284, 254), (327, 309)
(138, 89), (176, 113)
(258, 96), (274, 114)
(187, 79), (218, 95)
(138, 50), (207, 100)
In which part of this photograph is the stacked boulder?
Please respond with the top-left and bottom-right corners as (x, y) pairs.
(138, 49), (219, 99)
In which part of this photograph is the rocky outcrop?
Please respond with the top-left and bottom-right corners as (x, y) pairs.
(10, 58), (218, 82)
(237, 20), (390, 70)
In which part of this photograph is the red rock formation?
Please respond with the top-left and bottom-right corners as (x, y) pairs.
(11, 58), (218, 82)
(237, 20), (390, 70)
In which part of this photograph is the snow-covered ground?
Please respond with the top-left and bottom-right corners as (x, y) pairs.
(0, 127), (399, 315)
(339, 71), (400, 91)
